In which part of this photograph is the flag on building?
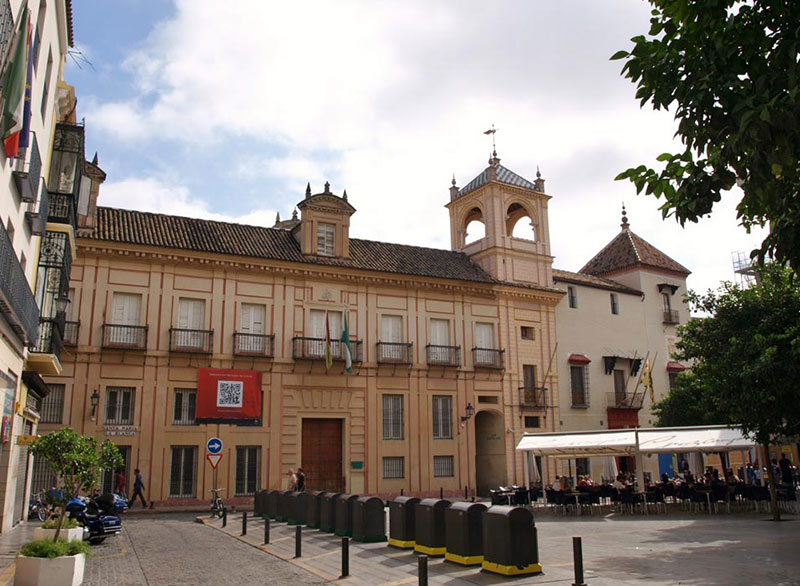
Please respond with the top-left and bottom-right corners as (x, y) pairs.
(2, 8), (30, 158)
(341, 308), (352, 374)
(324, 311), (333, 371)
(642, 360), (654, 402)
(18, 17), (34, 151)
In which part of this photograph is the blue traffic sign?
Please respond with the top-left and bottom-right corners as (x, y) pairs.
(206, 437), (223, 454)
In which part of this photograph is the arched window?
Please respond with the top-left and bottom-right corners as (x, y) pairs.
(506, 203), (536, 241)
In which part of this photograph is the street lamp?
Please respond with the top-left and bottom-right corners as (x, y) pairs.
(461, 402), (475, 423)
(54, 294), (70, 314)
(90, 390), (99, 420)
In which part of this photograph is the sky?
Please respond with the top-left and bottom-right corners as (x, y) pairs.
(66, 0), (768, 298)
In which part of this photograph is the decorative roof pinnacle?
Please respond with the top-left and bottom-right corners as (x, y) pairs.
(324, 181), (331, 194)
(536, 166), (541, 179)
(342, 189), (348, 201)
(621, 203), (629, 231)
(451, 174), (456, 186)
(292, 208), (298, 220)
(305, 182), (311, 198)
(275, 212), (281, 223)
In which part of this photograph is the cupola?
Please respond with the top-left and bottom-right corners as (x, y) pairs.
(294, 181), (356, 258)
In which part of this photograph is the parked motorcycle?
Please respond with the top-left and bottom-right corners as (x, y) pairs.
(65, 493), (123, 544)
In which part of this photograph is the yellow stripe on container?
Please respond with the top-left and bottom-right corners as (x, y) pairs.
(444, 551), (483, 566)
(481, 560), (543, 576)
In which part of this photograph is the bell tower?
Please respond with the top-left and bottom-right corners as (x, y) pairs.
(445, 152), (553, 287)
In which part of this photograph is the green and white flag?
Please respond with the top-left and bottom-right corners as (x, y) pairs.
(341, 308), (352, 374)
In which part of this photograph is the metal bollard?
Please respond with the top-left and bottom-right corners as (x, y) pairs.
(464, 486), (468, 500)
(418, 555), (428, 586)
(400, 488), (404, 496)
(572, 536), (587, 586)
(242, 511), (247, 536)
(440, 487), (443, 499)
(340, 537), (349, 578)
(222, 507), (227, 528)
(295, 525), (302, 558)
(264, 517), (270, 544)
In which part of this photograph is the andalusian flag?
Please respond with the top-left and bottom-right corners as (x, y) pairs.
(324, 311), (333, 371)
(642, 360), (654, 402)
(2, 8), (30, 158)
(341, 309), (352, 374)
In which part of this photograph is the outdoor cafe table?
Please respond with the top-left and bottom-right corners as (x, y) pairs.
(562, 491), (583, 515)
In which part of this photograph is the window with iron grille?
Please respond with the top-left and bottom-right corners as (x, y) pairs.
(383, 456), (404, 479)
(433, 455), (454, 477)
(173, 388), (196, 425)
(382, 394), (403, 440)
(610, 293), (619, 315)
(524, 416), (540, 428)
(432, 395), (452, 439)
(567, 286), (578, 308)
(105, 387), (134, 424)
(235, 446), (261, 496)
(169, 446), (197, 498)
(40, 383), (64, 423)
(570, 365), (589, 407)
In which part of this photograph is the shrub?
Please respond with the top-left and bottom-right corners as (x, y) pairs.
(41, 517), (79, 530)
(19, 539), (91, 559)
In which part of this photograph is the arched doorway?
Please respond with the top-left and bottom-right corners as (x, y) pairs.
(475, 410), (507, 495)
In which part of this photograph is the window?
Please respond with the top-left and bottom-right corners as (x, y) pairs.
(78, 175), (91, 215)
(432, 395), (452, 439)
(522, 364), (536, 389)
(382, 394), (403, 440)
(433, 455), (454, 477)
(176, 298), (206, 349)
(33, 1), (46, 72)
(576, 457), (590, 477)
(570, 365), (588, 407)
(474, 323), (494, 349)
(40, 50), (53, 119)
(379, 314), (407, 362)
(169, 446), (197, 498)
(428, 319), (452, 363)
(610, 293), (619, 315)
(383, 457), (404, 479)
(613, 369), (626, 398)
(40, 383), (64, 423)
(309, 309), (341, 356)
(235, 446), (261, 496)
(108, 292), (142, 345)
(662, 292), (672, 313)
(381, 315), (403, 342)
(238, 303), (267, 354)
(520, 326), (535, 340)
(524, 416), (540, 428)
(105, 387), (134, 424)
(477, 395), (498, 404)
(668, 371), (679, 391)
(173, 388), (196, 425)
(567, 286), (578, 308)
(317, 222), (335, 256)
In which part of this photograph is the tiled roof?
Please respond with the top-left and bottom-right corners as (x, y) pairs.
(579, 229), (691, 277)
(458, 164), (537, 197)
(552, 269), (642, 295)
(86, 207), (497, 284)
(66, 0), (74, 47)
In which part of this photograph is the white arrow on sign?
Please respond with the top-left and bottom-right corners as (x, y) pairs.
(206, 453), (222, 469)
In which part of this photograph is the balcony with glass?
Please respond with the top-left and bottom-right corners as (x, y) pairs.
(46, 123), (85, 231)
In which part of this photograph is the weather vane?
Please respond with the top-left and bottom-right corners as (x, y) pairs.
(483, 124), (497, 152)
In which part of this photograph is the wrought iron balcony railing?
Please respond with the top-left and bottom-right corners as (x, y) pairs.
(519, 386), (547, 408)
(607, 391), (644, 410)
(292, 337), (363, 363)
(472, 347), (504, 369)
(47, 192), (76, 230)
(663, 309), (679, 325)
(25, 184), (48, 236)
(233, 332), (275, 357)
(29, 317), (63, 359)
(426, 344), (460, 367)
(0, 0), (13, 71)
(376, 342), (413, 364)
(0, 220), (39, 345)
(169, 328), (213, 354)
(63, 320), (79, 346)
(13, 133), (41, 202)
(102, 324), (148, 350)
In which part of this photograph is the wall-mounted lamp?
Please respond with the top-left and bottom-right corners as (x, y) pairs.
(90, 390), (99, 420)
(460, 402), (475, 423)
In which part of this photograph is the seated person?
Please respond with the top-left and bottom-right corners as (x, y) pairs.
(612, 474), (627, 490)
(577, 475), (592, 488)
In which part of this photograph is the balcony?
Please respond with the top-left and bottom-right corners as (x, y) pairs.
(607, 391), (644, 410)
(519, 386), (547, 408)
(472, 347), (504, 369)
(25, 185), (48, 236)
(47, 192), (76, 229)
(63, 320), (79, 346)
(233, 332), (275, 357)
(376, 342), (412, 365)
(169, 328), (213, 354)
(292, 337), (363, 363)
(663, 309), (679, 325)
(0, 220), (39, 345)
(0, 0), (13, 69)
(13, 133), (42, 202)
(102, 324), (148, 350)
(426, 344), (460, 367)
(27, 317), (63, 375)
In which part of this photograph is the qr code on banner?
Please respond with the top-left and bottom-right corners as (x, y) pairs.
(216, 381), (243, 408)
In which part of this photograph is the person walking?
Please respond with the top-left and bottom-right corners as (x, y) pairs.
(131, 468), (147, 508)
(296, 468), (306, 492)
(288, 469), (298, 491)
(779, 454), (793, 486)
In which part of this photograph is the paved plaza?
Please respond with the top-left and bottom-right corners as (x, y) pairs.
(0, 509), (798, 584)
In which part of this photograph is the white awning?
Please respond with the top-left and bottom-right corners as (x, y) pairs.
(637, 427), (755, 453)
(515, 430), (637, 456)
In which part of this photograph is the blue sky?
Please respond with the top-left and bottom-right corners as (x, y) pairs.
(65, 0), (768, 296)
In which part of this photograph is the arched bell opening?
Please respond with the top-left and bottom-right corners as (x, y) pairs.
(506, 202), (537, 241)
(463, 206), (486, 245)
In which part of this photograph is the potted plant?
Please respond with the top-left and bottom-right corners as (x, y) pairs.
(17, 429), (122, 586)
(32, 517), (83, 543)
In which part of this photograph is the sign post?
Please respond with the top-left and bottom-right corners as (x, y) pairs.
(207, 437), (223, 497)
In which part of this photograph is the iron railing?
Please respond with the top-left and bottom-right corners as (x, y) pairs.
(0, 0), (13, 71)
(63, 320), (79, 346)
(376, 342), (412, 364)
(233, 332), (274, 357)
(102, 324), (148, 350)
(169, 328), (213, 354)
(663, 309), (679, 324)
(0, 220), (39, 345)
(292, 337), (363, 363)
(13, 133), (41, 202)
(426, 344), (460, 367)
(607, 391), (644, 410)
(25, 184), (48, 236)
(472, 347), (504, 369)
(519, 386), (547, 408)
(47, 192), (76, 229)
(29, 317), (63, 358)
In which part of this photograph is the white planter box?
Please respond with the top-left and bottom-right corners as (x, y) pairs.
(15, 552), (85, 586)
(32, 527), (84, 543)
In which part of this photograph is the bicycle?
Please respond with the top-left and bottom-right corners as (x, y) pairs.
(29, 491), (53, 522)
(209, 488), (226, 518)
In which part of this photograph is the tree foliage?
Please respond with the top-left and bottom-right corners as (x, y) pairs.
(612, 1), (800, 272)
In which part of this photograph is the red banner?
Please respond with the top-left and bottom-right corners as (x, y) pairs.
(196, 368), (262, 423)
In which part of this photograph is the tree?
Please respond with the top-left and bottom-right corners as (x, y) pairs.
(29, 429), (123, 541)
(653, 264), (800, 519)
(612, 1), (800, 273)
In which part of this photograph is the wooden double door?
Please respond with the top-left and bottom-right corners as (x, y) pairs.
(301, 418), (344, 492)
